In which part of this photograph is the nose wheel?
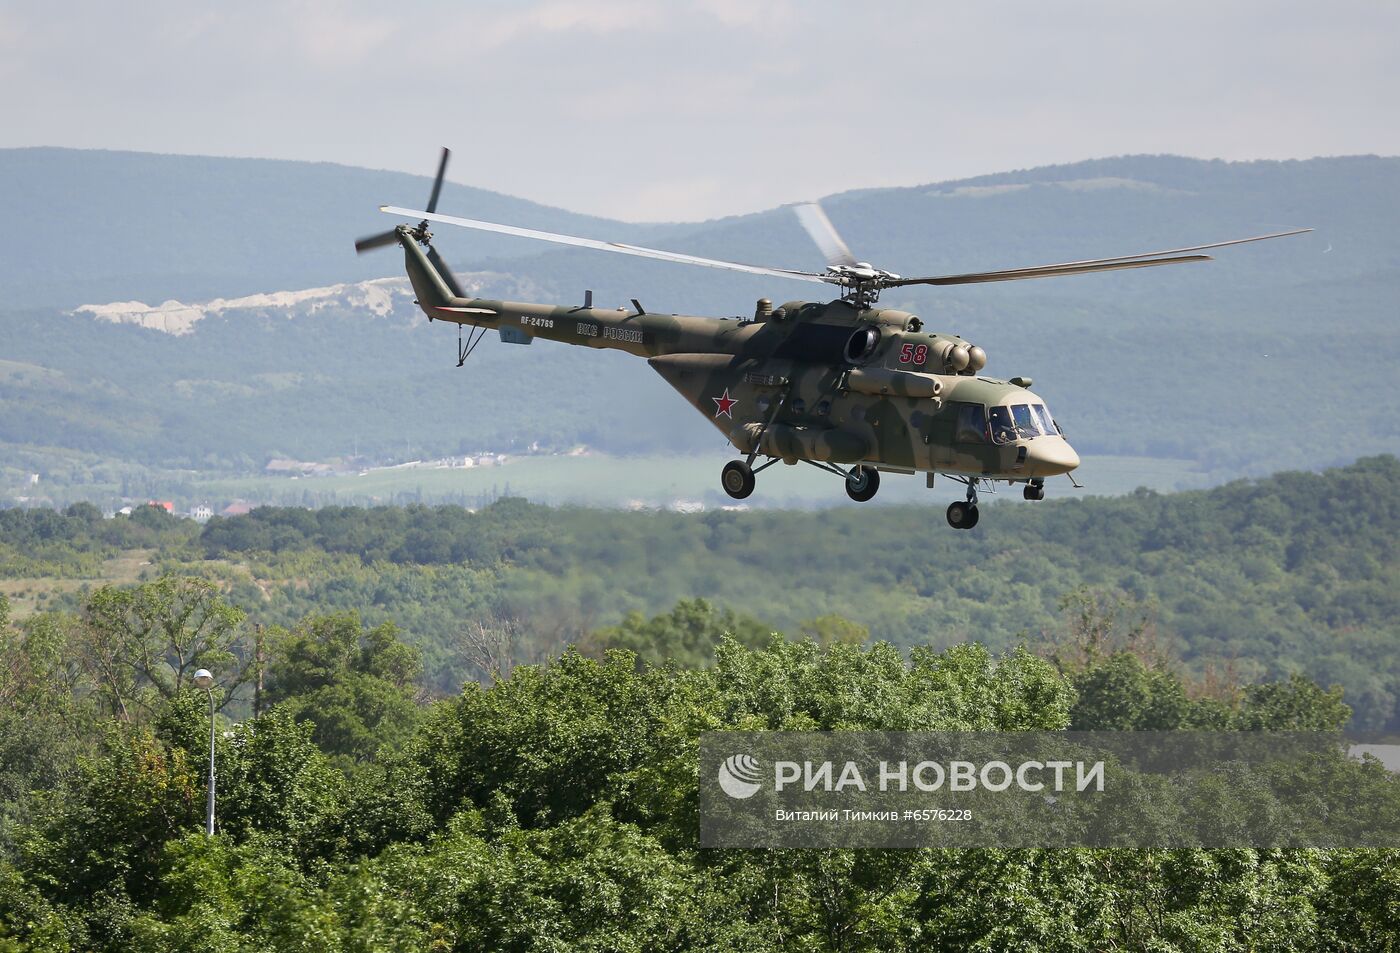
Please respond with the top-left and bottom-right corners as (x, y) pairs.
(946, 500), (980, 529)
(946, 479), (981, 529)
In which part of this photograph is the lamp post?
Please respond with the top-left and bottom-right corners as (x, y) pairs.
(192, 668), (216, 836)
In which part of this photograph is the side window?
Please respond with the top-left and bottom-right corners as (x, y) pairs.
(1032, 404), (1055, 435)
(954, 402), (987, 443)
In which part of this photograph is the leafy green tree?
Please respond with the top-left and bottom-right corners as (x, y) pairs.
(265, 612), (424, 765)
(80, 576), (248, 721)
(1233, 674), (1351, 731)
(581, 598), (773, 668)
(798, 613), (870, 648)
(0, 859), (86, 952)
(1318, 849), (1400, 951)
(1068, 652), (1201, 729)
(0, 611), (98, 856)
(18, 726), (201, 923)
(153, 694), (348, 861)
(126, 835), (336, 953)
(215, 710), (348, 860)
(357, 807), (704, 951)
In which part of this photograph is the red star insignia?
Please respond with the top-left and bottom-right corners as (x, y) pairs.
(712, 389), (738, 418)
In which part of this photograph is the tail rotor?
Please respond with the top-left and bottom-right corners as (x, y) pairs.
(355, 147), (466, 297)
(354, 147), (453, 255)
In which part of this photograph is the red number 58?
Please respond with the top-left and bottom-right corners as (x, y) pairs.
(899, 344), (928, 365)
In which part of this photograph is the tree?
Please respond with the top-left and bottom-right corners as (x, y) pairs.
(79, 576), (248, 721)
(581, 598), (773, 669)
(19, 726), (201, 917)
(265, 612), (424, 765)
(798, 614), (869, 648)
(1234, 675), (1351, 731)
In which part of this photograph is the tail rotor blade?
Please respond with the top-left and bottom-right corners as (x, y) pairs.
(425, 147), (451, 215)
(354, 229), (401, 254)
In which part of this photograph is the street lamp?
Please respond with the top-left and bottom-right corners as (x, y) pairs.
(192, 668), (216, 836)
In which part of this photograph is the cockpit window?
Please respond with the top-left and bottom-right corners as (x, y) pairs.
(954, 402), (988, 443)
(1032, 404), (1055, 435)
(1011, 404), (1042, 438)
(987, 403), (1058, 443)
(988, 406), (1017, 445)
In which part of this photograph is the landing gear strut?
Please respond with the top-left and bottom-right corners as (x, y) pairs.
(845, 465), (880, 503)
(946, 480), (980, 529)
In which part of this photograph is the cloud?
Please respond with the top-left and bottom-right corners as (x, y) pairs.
(1, 0), (1397, 220)
(463, 0), (669, 51)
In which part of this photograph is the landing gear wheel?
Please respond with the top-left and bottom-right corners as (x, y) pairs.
(721, 460), (755, 500)
(845, 465), (880, 502)
(1024, 482), (1045, 501)
(947, 501), (980, 529)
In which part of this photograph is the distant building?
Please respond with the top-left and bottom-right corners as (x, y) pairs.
(26, 473), (38, 485)
(189, 504), (214, 522)
(148, 500), (174, 512)
(222, 501), (254, 517)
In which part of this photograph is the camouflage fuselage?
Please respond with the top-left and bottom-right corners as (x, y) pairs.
(404, 237), (1080, 482)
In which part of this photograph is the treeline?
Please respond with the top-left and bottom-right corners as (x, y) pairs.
(2, 457), (1398, 729)
(0, 503), (195, 577)
(210, 456), (1400, 730)
(2, 456), (1400, 727)
(1, 578), (1394, 951)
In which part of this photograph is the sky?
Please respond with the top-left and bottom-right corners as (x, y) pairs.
(1, 0), (1397, 222)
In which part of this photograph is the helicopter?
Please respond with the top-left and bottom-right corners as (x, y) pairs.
(356, 149), (1308, 529)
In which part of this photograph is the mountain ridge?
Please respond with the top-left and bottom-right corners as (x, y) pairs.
(2, 150), (1396, 492)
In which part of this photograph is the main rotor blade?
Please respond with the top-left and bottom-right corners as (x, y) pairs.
(889, 228), (1312, 287)
(354, 229), (401, 254)
(794, 203), (858, 269)
(889, 255), (1212, 286)
(380, 206), (829, 284)
(425, 147), (450, 215)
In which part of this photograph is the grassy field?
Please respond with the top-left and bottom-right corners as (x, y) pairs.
(0, 549), (154, 616)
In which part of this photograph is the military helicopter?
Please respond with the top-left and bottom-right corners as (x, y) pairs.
(356, 149), (1308, 528)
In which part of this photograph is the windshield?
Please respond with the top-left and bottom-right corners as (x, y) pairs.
(990, 403), (1059, 443)
(1011, 404), (1042, 439)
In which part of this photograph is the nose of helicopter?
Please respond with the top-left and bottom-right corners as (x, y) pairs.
(1026, 436), (1081, 476)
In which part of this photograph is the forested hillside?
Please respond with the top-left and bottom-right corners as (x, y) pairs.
(3, 152), (1398, 499)
(4, 457), (1397, 730)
